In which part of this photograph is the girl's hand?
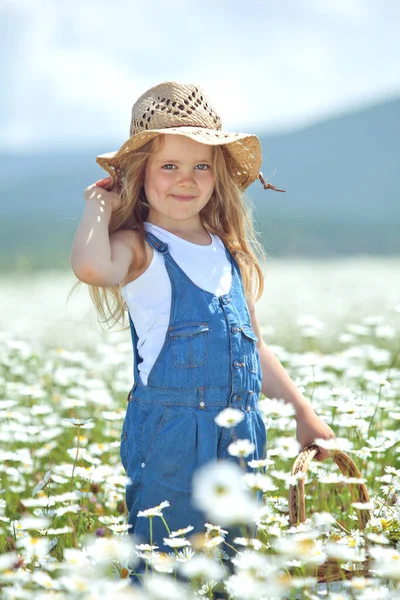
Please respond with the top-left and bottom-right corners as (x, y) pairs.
(295, 408), (336, 461)
(84, 177), (122, 213)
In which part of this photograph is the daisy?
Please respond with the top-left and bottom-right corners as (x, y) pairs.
(151, 551), (176, 574)
(137, 500), (170, 518)
(228, 439), (256, 458)
(143, 573), (192, 599)
(214, 407), (245, 428)
(62, 417), (94, 428)
(169, 525), (194, 538)
(178, 553), (226, 581)
(192, 460), (260, 526)
(248, 457), (273, 468)
(163, 537), (191, 548)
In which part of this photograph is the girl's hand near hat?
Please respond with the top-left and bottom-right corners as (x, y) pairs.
(84, 177), (122, 213)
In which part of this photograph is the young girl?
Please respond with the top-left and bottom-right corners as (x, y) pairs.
(71, 81), (335, 576)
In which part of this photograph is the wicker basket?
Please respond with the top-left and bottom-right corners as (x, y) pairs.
(288, 443), (373, 583)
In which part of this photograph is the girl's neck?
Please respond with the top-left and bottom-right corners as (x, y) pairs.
(145, 220), (211, 245)
(146, 214), (206, 236)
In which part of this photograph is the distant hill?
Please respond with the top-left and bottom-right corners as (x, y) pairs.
(252, 95), (400, 257)
(1, 96), (399, 272)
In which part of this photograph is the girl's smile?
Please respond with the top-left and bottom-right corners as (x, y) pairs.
(171, 194), (198, 201)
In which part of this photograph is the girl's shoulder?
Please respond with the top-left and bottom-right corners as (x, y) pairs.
(117, 228), (154, 288)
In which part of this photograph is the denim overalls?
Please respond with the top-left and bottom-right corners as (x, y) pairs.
(120, 230), (267, 561)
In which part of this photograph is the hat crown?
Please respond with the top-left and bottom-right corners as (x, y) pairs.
(129, 81), (223, 137)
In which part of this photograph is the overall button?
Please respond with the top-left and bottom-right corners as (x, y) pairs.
(231, 326), (239, 333)
(221, 297), (231, 305)
(199, 401), (205, 409)
(231, 393), (242, 402)
(233, 360), (245, 369)
(141, 462), (145, 467)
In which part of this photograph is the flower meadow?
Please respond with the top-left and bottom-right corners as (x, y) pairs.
(1, 259), (400, 599)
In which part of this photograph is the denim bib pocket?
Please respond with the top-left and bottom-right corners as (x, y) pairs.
(240, 324), (259, 373)
(169, 322), (210, 368)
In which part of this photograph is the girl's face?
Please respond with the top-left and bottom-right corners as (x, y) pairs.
(143, 134), (215, 229)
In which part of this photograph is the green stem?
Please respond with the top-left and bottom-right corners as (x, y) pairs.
(69, 425), (81, 494)
(376, 494), (396, 519)
(333, 519), (351, 536)
(147, 516), (152, 574)
(223, 540), (238, 554)
(160, 515), (171, 536)
(367, 384), (383, 437)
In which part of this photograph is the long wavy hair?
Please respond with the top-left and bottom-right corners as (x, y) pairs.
(68, 134), (266, 331)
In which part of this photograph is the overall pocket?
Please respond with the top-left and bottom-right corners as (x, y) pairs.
(120, 428), (128, 472)
(240, 324), (260, 374)
(141, 404), (171, 463)
(119, 401), (143, 474)
(169, 322), (210, 369)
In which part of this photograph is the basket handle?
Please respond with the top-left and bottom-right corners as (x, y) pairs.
(288, 443), (372, 530)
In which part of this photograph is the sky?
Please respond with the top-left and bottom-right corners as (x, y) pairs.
(1, 0), (399, 153)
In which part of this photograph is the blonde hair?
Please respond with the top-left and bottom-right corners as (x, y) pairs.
(68, 134), (266, 331)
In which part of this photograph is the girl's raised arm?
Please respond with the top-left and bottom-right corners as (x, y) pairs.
(70, 177), (136, 287)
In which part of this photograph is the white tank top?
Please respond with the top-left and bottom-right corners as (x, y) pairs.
(121, 222), (232, 384)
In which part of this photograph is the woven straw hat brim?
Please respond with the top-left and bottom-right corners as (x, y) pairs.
(96, 126), (262, 191)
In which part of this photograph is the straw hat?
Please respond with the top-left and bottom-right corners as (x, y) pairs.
(95, 81), (285, 193)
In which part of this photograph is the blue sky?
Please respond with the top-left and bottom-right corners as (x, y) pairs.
(1, 0), (399, 152)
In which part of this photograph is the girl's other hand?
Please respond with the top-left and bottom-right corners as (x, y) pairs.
(84, 177), (122, 213)
(295, 408), (336, 462)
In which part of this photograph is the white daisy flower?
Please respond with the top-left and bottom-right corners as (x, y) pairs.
(62, 547), (91, 570)
(248, 457), (273, 468)
(84, 535), (137, 565)
(178, 553), (226, 581)
(175, 547), (195, 563)
(204, 523), (228, 536)
(169, 525), (194, 538)
(352, 501), (374, 510)
(143, 573), (192, 599)
(243, 472), (275, 492)
(152, 551), (176, 573)
(192, 460), (260, 526)
(163, 537), (191, 548)
(233, 537), (264, 550)
(17, 534), (53, 562)
(135, 543), (159, 551)
(137, 500), (170, 518)
(107, 523), (133, 533)
(228, 439), (256, 457)
(365, 532), (390, 544)
(62, 417), (94, 428)
(214, 407), (245, 428)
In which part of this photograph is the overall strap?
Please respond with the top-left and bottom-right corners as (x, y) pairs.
(144, 230), (169, 254)
(146, 227), (241, 282)
(221, 241), (241, 280)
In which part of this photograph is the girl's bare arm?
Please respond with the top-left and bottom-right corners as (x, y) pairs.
(70, 178), (136, 287)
